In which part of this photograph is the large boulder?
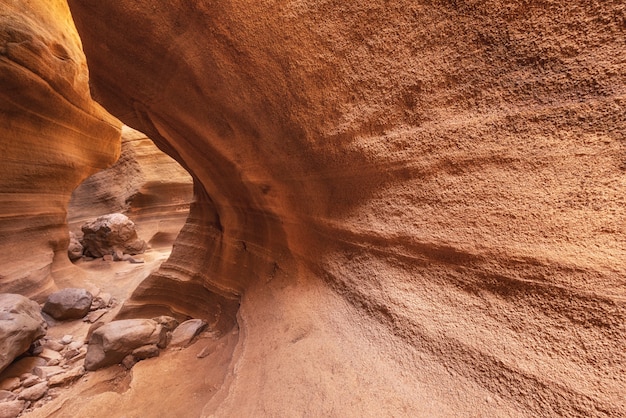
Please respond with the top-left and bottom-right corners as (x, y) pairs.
(81, 213), (147, 258)
(84, 319), (167, 371)
(0, 294), (47, 373)
(42, 288), (93, 320)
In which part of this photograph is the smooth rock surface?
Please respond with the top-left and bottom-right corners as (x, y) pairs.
(169, 319), (207, 348)
(0, 294), (47, 373)
(84, 319), (166, 370)
(0, 0), (120, 299)
(42, 289), (93, 320)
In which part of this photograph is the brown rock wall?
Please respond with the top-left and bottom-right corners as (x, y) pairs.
(2, 0), (623, 415)
(0, 0), (120, 299)
(66, 0), (626, 415)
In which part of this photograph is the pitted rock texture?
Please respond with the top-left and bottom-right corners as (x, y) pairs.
(0, 0), (120, 300)
(42, 288), (93, 320)
(67, 0), (626, 416)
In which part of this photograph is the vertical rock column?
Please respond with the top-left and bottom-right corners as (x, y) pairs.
(0, 0), (120, 299)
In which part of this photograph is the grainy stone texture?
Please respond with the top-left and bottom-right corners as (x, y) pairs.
(0, 294), (47, 373)
(1, 0), (626, 417)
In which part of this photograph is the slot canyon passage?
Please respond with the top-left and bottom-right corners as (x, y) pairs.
(0, 0), (625, 416)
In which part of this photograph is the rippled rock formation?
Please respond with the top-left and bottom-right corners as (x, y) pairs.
(68, 126), (193, 250)
(2, 0), (626, 416)
(0, 0), (120, 299)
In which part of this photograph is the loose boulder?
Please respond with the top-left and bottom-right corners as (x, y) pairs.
(84, 319), (167, 371)
(0, 294), (47, 373)
(42, 289), (93, 320)
(81, 213), (146, 258)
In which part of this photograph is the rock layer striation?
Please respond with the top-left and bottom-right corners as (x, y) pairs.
(0, 0), (120, 299)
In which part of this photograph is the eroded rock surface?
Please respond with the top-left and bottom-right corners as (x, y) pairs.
(0, 0), (120, 299)
(66, 0), (626, 416)
(0, 0), (624, 417)
(0, 294), (47, 373)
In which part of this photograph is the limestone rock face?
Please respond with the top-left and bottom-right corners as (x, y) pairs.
(84, 319), (167, 371)
(80, 213), (146, 258)
(0, 0), (121, 299)
(0, 294), (47, 373)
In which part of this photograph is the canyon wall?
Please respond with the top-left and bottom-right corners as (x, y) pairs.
(66, 1), (626, 416)
(0, 0), (120, 300)
(68, 125), (193, 250)
(0, 0), (623, 416)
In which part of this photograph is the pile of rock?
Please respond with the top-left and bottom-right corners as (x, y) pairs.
(0, 289), (210, 417)
(85, 317), (207, 371)
(68, 213), (146, 263)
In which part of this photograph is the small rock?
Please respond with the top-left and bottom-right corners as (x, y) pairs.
(113, 250), (124, 261)
(44, 340), (64, 352)
(21, 375), (40, 388)
(0, 400), (26, 418)
(132, 345), (159, 361)
(38, 348), (63, 362)
(18, 373), (31, 382)
(128, 257), (144, 264)
(84, 309), (107, 324)
(42, 289), (93, 321)
(152, 316), (179, 331)
(90, 293), (112, 310)
(68, 341), (83, 351)
(68, 232), (84, 261)
(32, 366), (64, 380)
(48, 366), (84, 387)
(0, 377), (20, 391)
(46, 359), (60, 367)
(102, 254), (114, 262)
(121, 355), (137, 370)
(17, 381), (47, 401)
(196, 345), (213, 359)
(0, 389), (17, 402)
(169, 319), (208, 348)
(0, 357), (46, 380)
(60, 335), (73, 345)
(84, 319), (167, 371)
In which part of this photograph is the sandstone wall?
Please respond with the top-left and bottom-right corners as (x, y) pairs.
(68, 0), (626, 415)
(68, 126), (193, 250)
(11, 0), (626, 415)
(0, 0), (120, 300)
